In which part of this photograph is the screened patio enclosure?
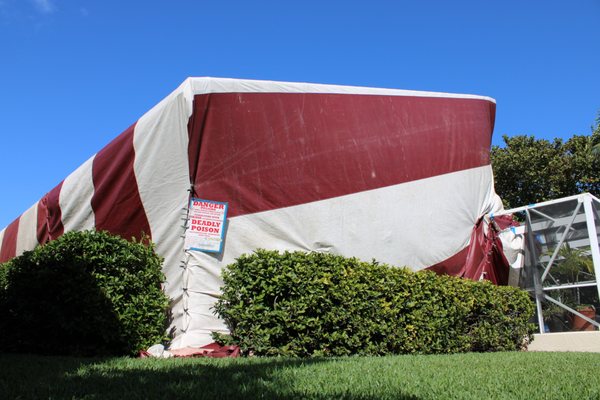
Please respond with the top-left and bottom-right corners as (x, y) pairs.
(494, 193), (600, 334)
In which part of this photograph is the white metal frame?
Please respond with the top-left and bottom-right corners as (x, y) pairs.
(493, 193), (600, 334)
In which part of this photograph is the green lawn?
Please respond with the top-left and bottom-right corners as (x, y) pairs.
(1, 352), (599, 399)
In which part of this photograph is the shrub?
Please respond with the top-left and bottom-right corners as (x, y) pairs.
(213, 249), (535, 357)
(0, 230), (169, 356)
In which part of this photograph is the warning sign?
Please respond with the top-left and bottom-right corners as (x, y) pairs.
(184, 198), (228, 253)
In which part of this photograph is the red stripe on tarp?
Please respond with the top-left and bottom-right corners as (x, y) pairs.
(188, 93), (495, 218)
(91, 123), (151, 241)
(0, 217), (20, 263)
(427, 246), (470, 278)
(427, 215), (515, 284)
(37, 181), (65, 245)
(187, 94), (211, 192)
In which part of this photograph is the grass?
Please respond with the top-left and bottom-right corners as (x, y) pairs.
(1, 352), (600, 399)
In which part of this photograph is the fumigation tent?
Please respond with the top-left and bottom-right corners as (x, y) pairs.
(0, 78), (505, 348)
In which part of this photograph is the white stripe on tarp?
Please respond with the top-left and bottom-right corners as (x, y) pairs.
(60, 156), (96, 232)
(171, 165), (502, 348)
(15, 202), (39, 257)
(132, 91), (192, 341)
(184, 77), (495, 102)
(153, 77), (496, 120)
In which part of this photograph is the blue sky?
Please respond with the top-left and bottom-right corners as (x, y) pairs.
(1, 0), (599, 228)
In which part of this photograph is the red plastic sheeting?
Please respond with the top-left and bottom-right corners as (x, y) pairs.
(0, 217), (19, 262)
(187, 92), (495, 218)
(36, 181), (64, 245)
(429, 215), (518, 285)
(140, 343), (241, 358)
(91, 123), (152, 242)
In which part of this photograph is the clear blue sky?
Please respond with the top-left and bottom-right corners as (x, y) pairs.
(1, 0), (599, 229)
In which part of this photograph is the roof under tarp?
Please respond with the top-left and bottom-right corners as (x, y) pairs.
(0, 77), (505, 348)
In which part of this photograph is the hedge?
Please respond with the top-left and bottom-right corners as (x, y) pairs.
(213, 250), (535, 357)
(0, 230), (170, 356)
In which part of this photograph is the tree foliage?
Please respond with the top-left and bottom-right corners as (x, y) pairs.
(491, 118), (600, 209)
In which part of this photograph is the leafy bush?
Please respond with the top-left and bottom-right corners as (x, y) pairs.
(213, 250), (535, 357)
(0, 230), (169, 356)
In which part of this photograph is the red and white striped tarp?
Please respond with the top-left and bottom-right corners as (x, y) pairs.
(0, 78), (504, 348)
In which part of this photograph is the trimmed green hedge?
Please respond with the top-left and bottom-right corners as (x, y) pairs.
(213, 250), (535, 357)
(0, 230), (169, 356)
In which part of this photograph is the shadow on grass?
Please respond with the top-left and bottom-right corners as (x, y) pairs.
(0, 354), (420, 400)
